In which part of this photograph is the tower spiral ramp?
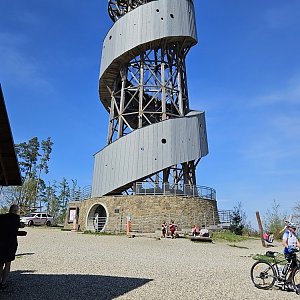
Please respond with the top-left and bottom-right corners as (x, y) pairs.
(91, 0), (208, 197)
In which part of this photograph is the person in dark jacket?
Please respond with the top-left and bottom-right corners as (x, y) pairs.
(0, 204), (26, 289)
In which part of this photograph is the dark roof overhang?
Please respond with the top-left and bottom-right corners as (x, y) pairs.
(0, 84), (22, 186)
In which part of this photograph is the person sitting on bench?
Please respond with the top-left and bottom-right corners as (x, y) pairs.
(263, 231), (274, 243)
(199, 225), (209, 237)
(191, 225), (200, 236)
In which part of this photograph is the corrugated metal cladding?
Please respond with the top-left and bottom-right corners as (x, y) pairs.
(91, 111), (208, 197)
(100, 0), (197, 105)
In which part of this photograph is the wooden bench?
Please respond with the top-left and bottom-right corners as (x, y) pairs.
(189, 235), (213, 242)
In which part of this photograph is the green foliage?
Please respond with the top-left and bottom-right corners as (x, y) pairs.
(43, 178), (81, 225)
(39, 138), (53, 175)
(229, 202), (247, 235)
(44, 184), (60, 222)
(213, 230), (248, 242)
(252, 253), (287, 265)
(294, 201), (300, 227)
(58, 178), (70, 209)
(242, 224), (259, 237)
(7, 137), (54, 211)
(0, 205), (8, 214)
(0, 137), (82, 226)
(3, 178), (37, 209)
(15, 137), (40, 178)
(263, 200), (286, 240)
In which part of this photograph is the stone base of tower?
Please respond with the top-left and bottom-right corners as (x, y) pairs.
(64, 195), (219, 233)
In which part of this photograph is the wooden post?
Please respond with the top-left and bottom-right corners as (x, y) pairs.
(71, 217), (77, 232)
(126, 216), (131, 236)
(256, 211), (266, 247)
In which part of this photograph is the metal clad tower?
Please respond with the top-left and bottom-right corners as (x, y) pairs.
(92, 0), (208, 197)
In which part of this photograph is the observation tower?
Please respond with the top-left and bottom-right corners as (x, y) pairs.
(92, 0), (209, 197)
(64, 0), (219, 233)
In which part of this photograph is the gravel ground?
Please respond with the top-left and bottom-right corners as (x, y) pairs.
(1, 227), (298, 300)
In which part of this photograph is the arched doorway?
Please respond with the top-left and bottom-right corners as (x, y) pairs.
(87, 204), (107, 232)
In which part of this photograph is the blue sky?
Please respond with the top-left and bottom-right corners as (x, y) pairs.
(1, 0), (299, 228)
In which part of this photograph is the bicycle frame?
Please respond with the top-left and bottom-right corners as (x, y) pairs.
(251, 250), (300, 292)
(264, 252), (299, 282)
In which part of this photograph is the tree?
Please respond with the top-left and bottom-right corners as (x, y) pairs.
(293, 201), (300, 225)
(44, 183), (60, 222)
(35, 137), (53, 206)
(2, 178), (37, 209)
(15, 137), (40, 179)
(2, 137), (53, 211)
(38, 178), (82, 225)
(70, 179), (81, 200)
(264, 200), (286, 240)
(0, 137), (84, 226)
(230, 202), (247, 235)
(57, 178), (70, 223)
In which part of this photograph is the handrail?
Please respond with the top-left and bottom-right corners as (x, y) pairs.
(73, 182), (216, 201)
(134, 182), (216, 200)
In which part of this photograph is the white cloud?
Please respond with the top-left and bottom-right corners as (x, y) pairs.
(254, 75), (300, 106)
(236, 93), (300, 176)
(271, 115), (300, 139)
(265, 5), (300, 29)
(0, 32), (51, 91)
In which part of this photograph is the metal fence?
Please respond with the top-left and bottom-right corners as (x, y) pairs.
(86, 216), (107, 232)
(86, 209), (231, 233)
(218, 210), (232, 229)
(72, 182), (216, 201)
(72, 185), (92, 201)
(134, 182), (216, 200)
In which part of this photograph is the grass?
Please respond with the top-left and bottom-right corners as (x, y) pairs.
(212, 231), (248, 243)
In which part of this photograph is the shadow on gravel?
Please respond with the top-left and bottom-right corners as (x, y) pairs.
(15, 253), (35, 257)
(3, 270), (153, 300)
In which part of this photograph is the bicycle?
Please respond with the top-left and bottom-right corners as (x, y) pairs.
(250, 249), (300, 294)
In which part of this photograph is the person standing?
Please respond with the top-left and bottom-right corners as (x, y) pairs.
(93, 213), (99, 232)
(0, 204), (26, 289)
(161, 221), (167, 238)
(282, 223), (300, 291)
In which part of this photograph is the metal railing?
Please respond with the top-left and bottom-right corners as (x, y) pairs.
(74, 182), (216, 201)
(134, 182), (216, 200)
(218, 209), (232, 229)
(86, 216), (107, 232)
(86, 210), (231, 233)
(71, 185), (92, 201)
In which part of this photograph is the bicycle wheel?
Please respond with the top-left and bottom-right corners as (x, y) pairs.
(292, 267), (300, 294)
(250, 261), (276, 289)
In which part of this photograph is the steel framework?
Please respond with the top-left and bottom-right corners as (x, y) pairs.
(108, 0), (154, 21)
(92, 0), (208, 196)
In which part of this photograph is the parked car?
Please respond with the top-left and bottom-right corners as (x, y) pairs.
(20, 213), (54, 227)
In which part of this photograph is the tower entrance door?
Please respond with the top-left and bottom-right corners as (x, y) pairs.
(87, 204), (107, 232)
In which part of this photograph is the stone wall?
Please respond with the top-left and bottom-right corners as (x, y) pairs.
(64, 195), (219, 233)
